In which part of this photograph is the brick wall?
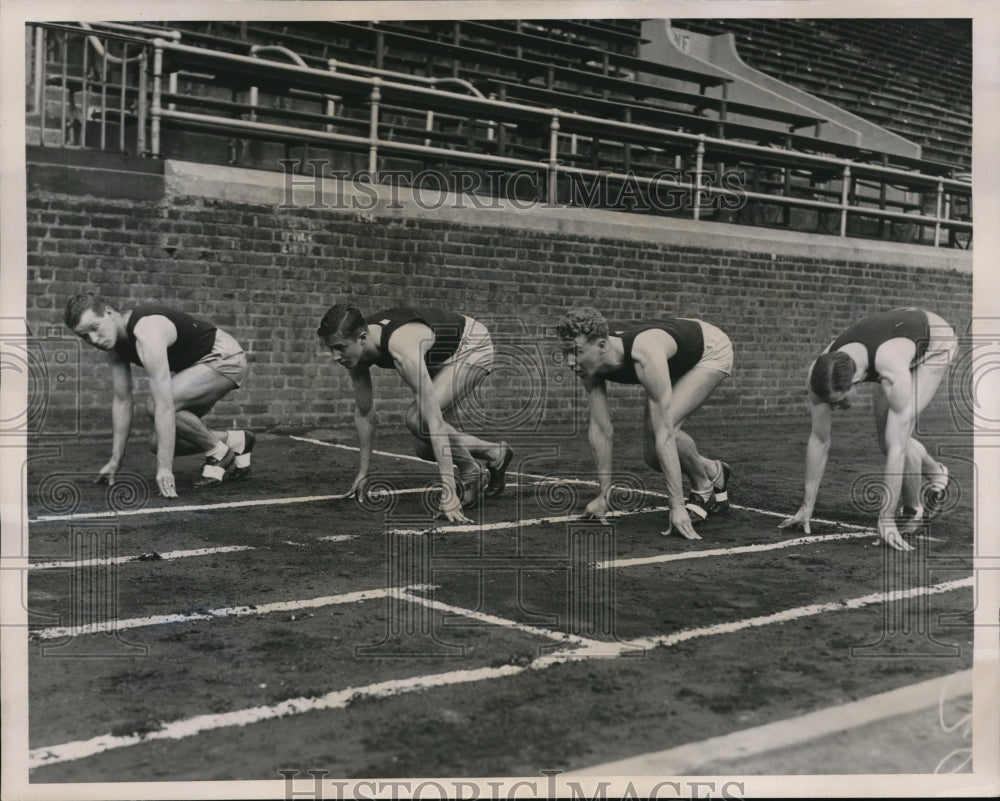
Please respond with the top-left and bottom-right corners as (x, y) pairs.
(24, 158), (973, 445)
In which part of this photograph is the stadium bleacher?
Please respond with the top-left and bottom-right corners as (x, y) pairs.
(24, 18), (972, 247)
(670, 18), (971, 170)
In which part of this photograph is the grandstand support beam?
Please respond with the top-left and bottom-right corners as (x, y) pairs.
(693, 135), (705, 221)
(547, 112), (561, 204)
(369, 80), (382, 174)
(840, 165), (851, 238)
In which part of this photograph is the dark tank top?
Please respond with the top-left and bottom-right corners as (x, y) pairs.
(828, 308), (930, 382)
(117, 305), (217, 372)
(371, 306), (466, 375)
(603, 318), (704, 385)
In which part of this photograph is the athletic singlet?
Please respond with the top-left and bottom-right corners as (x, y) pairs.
(371, 306), (467, 375)
(827, 308), (930, 382)
(116, 305), (217, 372)
(602, 318), (705, 385)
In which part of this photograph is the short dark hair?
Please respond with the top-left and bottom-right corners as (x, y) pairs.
(809, 351), (855, 400)
(317, 303), (366, 343)
(64, 293), (109, 329)
(557, 306), (608, 342)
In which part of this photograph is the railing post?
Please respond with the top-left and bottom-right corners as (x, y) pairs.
(151, 39), (162, 157)
(693, 135), (705, 221)
(33, 26), (45, 115)
(118, 43), (128, 152)
(137, 50), (148, 155)
(81, 30), (90, 148)
(368, 78), (381, 175)
(934, 179), (944, 247)
(839, 165), (851, 238)
(547, 111), (560, 205)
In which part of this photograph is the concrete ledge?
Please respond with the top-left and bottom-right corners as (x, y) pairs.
(27, 146), (164, 200)
(165, 160), (970, 275)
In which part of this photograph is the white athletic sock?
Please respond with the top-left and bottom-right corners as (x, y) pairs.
(205, 440), (229, 461)
(928, 462), (948, 492)
(227, 430), (246, 453)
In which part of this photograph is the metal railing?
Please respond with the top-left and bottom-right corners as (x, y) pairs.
(25, 21), (972, 248)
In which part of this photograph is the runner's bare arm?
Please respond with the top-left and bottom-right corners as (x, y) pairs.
(876, 360), (917, 551)
(348, 364), (375, 497)
(632, 333), (699, 539)
(133, 316), (179, 498)
(390, 324), (468, 523)
(97, 352), (133, 486)
(582, 377), (613, 519)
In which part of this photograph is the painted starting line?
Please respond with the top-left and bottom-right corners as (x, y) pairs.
(27, 436), (867, 536)
(288, 435), (871, 532)
(28, 576), (973, 770)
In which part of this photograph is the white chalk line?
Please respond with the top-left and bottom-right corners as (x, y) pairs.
(288, 435), (871, 533)
(399, 591), (605, 650)
(565, 668), (974, 776)
(600, 530), (878, 569)
(28, 663), (528, 771)
(387, 505), (672, 535)
(29, 584), (436, 642)
(29, 576), (973, 770)
(29, 545), (256, 571)
(28, 535), (362, 572)
(626, 576), (974, 653)
(26, 486), (444, 524)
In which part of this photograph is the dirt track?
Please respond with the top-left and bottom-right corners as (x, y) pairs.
(25, 412), (974, 780)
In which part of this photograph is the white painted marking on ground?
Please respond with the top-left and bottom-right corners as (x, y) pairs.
(29, 578), (972, 770)
(29, 494), (352, 523)
(564, 669), (974, 776)
(400, 592), (604, 649)
(29, 545), (256, 571)
(28, 663), (527, 770)
(598, 530), (879, 569)
(30, 584), (436, 641)
(289, 436), (870, 532)
(318, 534), (357, 543)
(387, 505), (672, 535)
(622, 576), (974, 653)
(28, 485), (449, 524)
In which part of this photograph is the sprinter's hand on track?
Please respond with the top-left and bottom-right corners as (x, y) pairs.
(581, 494), (609, 523)
(95, 459), (119, 486)
(663, 507), (701, 539)
(779, 506), (813, 534)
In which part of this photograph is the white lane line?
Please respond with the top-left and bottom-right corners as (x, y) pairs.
(29, 577), (973, 770)
(29, 494), (352, 524)
(624, 576), (974, 653)
(27, 485), (519, 525)
(29, 545), (256, 571)
(599, 530), (879, 569)
(388, 505), (672, 535)
(564, 669), (974, 776)
(29, 584), (436, 641)
(318, 534), (357, 543)
(290, 436), (870, 532)
(400, 592), (604, 649)
(28, 663), (528, 771)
